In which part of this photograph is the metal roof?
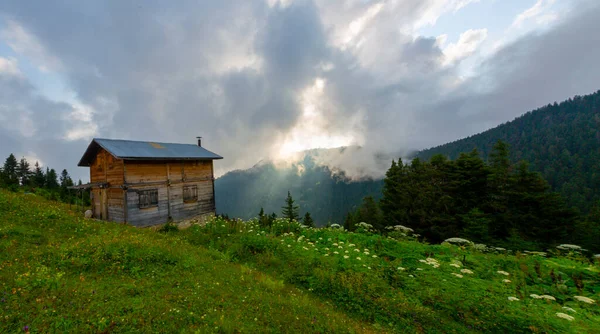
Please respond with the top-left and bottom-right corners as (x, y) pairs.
(78, 138), (223, 166)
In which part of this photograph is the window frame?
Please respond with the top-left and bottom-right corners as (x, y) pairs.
(183, 185), (198, 203)
(138, 189), (159, 209)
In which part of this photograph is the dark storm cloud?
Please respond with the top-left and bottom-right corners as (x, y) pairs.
(0, 0), (599, 180)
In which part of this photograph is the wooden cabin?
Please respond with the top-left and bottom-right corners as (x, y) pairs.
(77, 138), (222, 227)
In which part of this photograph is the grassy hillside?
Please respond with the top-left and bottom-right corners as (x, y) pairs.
(2, 190), (599, 333)
(0, 190), (379, 333)
(418, 91), (600, 214)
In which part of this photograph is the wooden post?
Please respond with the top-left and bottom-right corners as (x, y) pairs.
(211, 161), (216, 213)
(123, 162), (128, 223)
(166, 163), (171, 221)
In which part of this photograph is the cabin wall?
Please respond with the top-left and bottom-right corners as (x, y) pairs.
(90, 148), (124, 185)
(124, 160), (215, 226)
(89, 148), (125, 221)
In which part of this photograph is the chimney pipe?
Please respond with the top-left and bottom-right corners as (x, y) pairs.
(196, 136), (202, 147)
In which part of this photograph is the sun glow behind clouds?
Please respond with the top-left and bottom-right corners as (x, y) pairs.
(275, 78), (358, 160)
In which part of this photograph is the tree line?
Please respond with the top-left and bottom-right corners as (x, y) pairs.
(0, 153), (89, 205)
(418, 90), (600, 215)
(344, 141), (600, 253)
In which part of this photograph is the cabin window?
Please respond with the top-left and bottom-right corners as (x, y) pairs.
(183, 185), (198, 203)
(138, 189), (158, 208)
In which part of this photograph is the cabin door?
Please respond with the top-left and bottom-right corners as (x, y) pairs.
(100, 188), (108, 220)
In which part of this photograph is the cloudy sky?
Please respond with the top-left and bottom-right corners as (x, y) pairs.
(1, 0), (599, 181)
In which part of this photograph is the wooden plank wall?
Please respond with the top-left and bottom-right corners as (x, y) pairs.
(89, 148), (125, 221)
(124, 160), (215, 226)
(126, 186), (169, 227)
(90, 149), (124, 184)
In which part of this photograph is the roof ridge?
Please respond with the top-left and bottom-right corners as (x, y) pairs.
(94, 138), (200, 146)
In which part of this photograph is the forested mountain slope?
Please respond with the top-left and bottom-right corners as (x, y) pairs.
(418, 91), (600, 214)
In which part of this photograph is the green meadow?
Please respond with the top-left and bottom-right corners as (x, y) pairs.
(1, 189), (599, 333)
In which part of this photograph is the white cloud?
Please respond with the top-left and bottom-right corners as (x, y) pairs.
(63, 103), (98, 141)
(511, 0), (557, 29)
(442, 28), (488, 66)
(0, 56), (21, 76)
(1, 20), (62, 72)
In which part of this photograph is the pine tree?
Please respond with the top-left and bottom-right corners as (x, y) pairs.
(258, 207), (269, 227)
(45, 168), (59, 189)
(59, 169), (74, 188)
(2, 154), (19, 186)
(302, 212), (315, 227)
(281, 191), (300, 221)
(486, 141), (512, 239)
(33, 162), (45, 188)
(16, 157), (32, 187)
(354, 196), (383, 230)
(344, 212), (356, 232)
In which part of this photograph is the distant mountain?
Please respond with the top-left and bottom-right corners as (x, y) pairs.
(215, 148), (384, 225)
(216, 90), (600, 223)
(418, 90), (600, 214)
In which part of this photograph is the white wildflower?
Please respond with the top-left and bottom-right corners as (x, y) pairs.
(372, 255), (377, 258)
(507, 297), (519, 301)
(356, 257), (361, 261)
(364, 249), (369, 252)
(302, 247), (308, 250)
(460, 269), (473, 274)
(451, 273), (463, 278)
(450, 263), (461, 268)
(339, 241), (344, 244)
(497, 271), (510, 276)
(344, 255), (349, 259)
(392, 225), (414, 233)
(287, 245), (291, 248)
(556, 313), (574, 321)
(397, 267), (406, 271)
(421, 258), (440, 268)
(367, 266), (371, 270)
(324, 254), (329, 257)
(354, 249), (360, 252)
(556, 244), (582, 251)
(349, 243), (355, 247)
(333, 243), (338, 246)
(324, 248), (329, 251)
(531, 294), (555, 301)
(408, 275), (414, 278)
(334, 251), (339, 254)
(364, 252), (370, 255)
(345, 250), (349, 253)
(562, 306), (577, 313)
(417, 268), (423, 271)
(503, 279), (511, 283)
(444, 237), (473, 245)
(573, 296), (595, 304)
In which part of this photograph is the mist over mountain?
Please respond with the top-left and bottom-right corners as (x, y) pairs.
(215, 147), (384, 224)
